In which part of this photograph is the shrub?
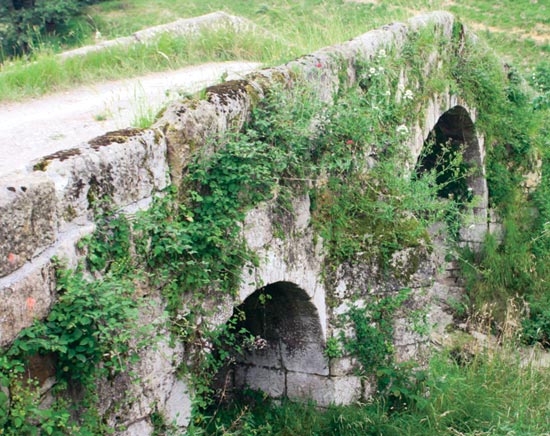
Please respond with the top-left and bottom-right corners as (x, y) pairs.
(0, 0), (103, 60)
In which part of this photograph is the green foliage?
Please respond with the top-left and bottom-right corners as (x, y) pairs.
(0, 25), (291, 102)
(1, 10), (547, 433)
(522, 294), (550, 347)
(0, 0), (104, 60)
(82, 211), (132, 273)
(530, 62), (550, 110)
(443, 28), (550, 333)
(182, 311), (256, 420)
(323, 337), (343, 359)
(340, 289), (411, 375)
(0, 261), (145, 434)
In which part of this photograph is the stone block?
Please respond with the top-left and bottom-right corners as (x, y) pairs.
(332, 376), (362, 405)
(37, 129), (169, 226)
(362, 376), (377, 400)
(0, 260), (55, 347)
(0, 173), (57, 277)
(235, 365), (285, 398)
(393, 317), (422, 347)
(117, 419), (153, 436)
(281, 341), (329, 375)
(236, 341), (282, 369)
(286, 372), (333, 406)
(329, 356), (358, 376)
(162, 379), (192, 428)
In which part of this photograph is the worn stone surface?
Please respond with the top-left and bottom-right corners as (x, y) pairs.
(330, 356), (359, 377)
(235, 366), (286, 398)
(117, 419), (154, 436)
(0, 260), (55, 347)
(0, 173), (57, 277)
(239, 195), (327, 337)
(286, 372), (334, 406)
(158, 80), (258, 189)
(286, 372), (362, 407)
(37, 129), (169, 227)
(163, 379), (193, 428)
(281, 342), (329, 376)
(98, 321), (191, 433)
(332, 376), (363, 405)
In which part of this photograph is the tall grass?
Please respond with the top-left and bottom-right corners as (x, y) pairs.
(88, 0), (549, 69)
(0, 26), (293, 102)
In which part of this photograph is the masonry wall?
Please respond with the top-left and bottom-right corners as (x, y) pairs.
(0, 11), (485, 434)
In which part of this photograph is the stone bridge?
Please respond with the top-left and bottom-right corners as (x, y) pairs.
(0, 12), (494, 435)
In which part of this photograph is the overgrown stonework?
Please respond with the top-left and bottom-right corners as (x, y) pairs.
(1, 11), (526, 434)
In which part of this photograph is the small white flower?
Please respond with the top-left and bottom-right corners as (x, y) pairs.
(369, 67), (377, 76)
(396, 124), (409, 135)
(385, 90), (391, 96)
(404, 89), (414, 100)
(378, 66), (385, 73)
(378, 49), (387, 58)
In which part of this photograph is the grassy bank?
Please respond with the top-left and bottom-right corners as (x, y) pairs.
(0, 0), (548, 102)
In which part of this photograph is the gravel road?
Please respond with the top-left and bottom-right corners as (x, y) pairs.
(0, 61), (260, 176)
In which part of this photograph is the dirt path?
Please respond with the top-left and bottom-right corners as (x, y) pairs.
(0, 61), (260, 177)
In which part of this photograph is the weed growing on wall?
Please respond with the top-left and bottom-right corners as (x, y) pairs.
(0, 261), (148, 434)
(1, 16), (547, 434)
(340, 290), (411, 376)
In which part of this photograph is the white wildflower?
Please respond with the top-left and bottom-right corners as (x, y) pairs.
(377, 49), (387, 58)
(378, 66), (385, 73)
(404, 89), (414, 100)
(369, 67), (377, 76)
(396, 124), (409, 135)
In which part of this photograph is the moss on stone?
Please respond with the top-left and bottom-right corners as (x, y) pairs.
(33, 148), (82, 171)
(89, 128), (144, 149)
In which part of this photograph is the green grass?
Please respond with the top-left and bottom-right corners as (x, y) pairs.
(86, 0), (549, 69)
(0, 26), (292, 101)
(1, 0), (548, 102)
(198, 348), (550, 436)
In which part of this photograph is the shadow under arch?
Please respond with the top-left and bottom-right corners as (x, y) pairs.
(415, 105), (488, 243)
(215, 281), (329, 401)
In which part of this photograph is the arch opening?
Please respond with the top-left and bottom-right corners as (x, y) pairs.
(416, 107), (481, 201)
(213, 281), (328, 402)
(415, 105), (488, 243)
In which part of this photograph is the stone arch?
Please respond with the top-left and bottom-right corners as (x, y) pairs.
(217, 281), (330, 401)
(415, 105), (488, 244)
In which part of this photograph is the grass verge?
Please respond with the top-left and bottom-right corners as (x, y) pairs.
(0, 26), (292, 102)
